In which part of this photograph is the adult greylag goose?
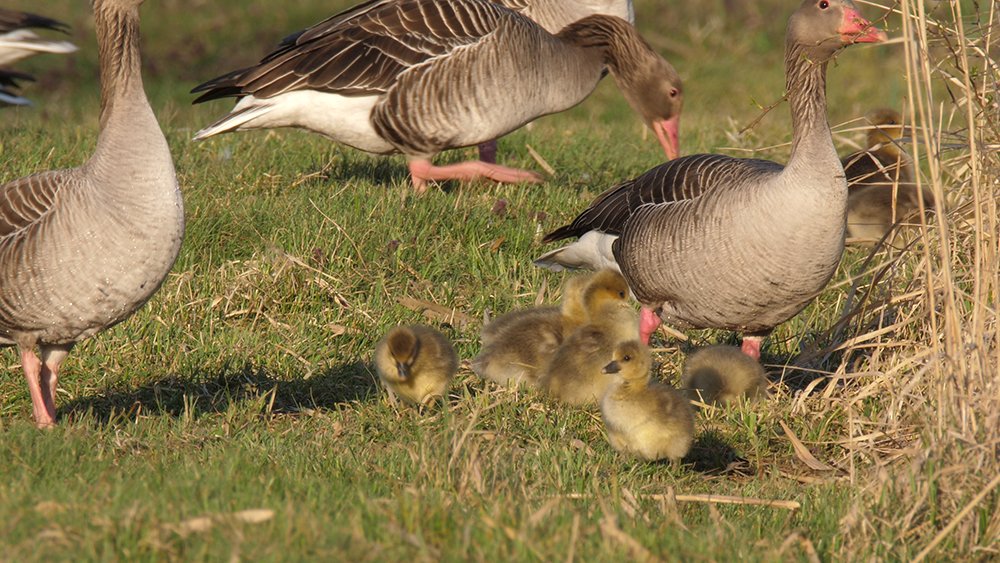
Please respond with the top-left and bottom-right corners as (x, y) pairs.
(191, 0), (682, 194)
(681, 344), (768, 406)
(600, 340), (694, 462)
(841, 108), (934, 244)
(0, 8), (77, 67)
(535, 0), (885, 360)
(374, 325), (458, 406)
(0, 0), (185, 428)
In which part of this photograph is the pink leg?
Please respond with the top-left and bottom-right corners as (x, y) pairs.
(639, 307), (662, 345)
(478, 140), (498, 164)
(741, 336), (763, 360)
(20, 348), (55, 428)
(39, 346), (71, 426)
(408, 159), (544, 194)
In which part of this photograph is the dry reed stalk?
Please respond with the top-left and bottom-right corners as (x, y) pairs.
(834, 0), (1000, 558)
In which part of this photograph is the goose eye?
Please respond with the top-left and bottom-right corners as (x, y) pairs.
(818, 0), (829, 8)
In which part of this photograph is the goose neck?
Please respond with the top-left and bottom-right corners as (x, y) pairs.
(783, 42), (836, 172)
(556, 15), (648, 77)
(94, 1), (147, 130)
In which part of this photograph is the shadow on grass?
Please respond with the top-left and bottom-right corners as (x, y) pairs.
(59, 359), (378, 425)
(684, 430), (755, 476)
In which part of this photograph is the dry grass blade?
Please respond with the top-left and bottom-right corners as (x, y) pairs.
(779, 420), (837, 472)
(397, 296), (476, 327)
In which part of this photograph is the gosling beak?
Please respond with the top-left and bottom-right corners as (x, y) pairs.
(396, 362), (411, 379)
(839, 7), (887, 44)
(651, 116), (680, 160)
(602, 360), (621, 375)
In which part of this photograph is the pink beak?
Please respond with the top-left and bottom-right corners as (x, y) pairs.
(652, 116), (680, 160)
(839, 7), (887, 43)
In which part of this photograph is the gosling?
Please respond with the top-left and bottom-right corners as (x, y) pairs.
(601, 340), (694, 462)
(374, 325), (458, 406)
(681, 345), (768, 406)
(540, 298), (638, 406)
(473, 269), (628, 386)
(842, 108), (934, 244)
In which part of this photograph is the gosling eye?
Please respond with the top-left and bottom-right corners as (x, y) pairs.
(618, 291), (626, 298)
(623, 354), (632, 362)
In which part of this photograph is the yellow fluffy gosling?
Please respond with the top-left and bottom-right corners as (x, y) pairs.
(540, 296), (637, 406)
(374, 325), (458, 406)
(601, 340), (694, 462)
(473, 269), (628, 386)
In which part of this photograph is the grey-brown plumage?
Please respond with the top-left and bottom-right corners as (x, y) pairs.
(841, 108), (934, 245)
(539, 297), (637, 406)
(681, 345), (768, 406)
(537, 0), (885, 352)
(191, 0), (682, 191)
(374, 324), (458, 406)
(0, 0), (185, 427)
(493, 0), (633, 33)
(601, 340), (694, 462)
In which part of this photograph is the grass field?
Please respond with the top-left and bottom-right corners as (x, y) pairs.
(1, 0), (997, 560)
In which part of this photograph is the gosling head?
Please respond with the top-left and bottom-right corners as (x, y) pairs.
(602, 340), (652, 383)
(583, 269), (630, 312)
(865, 108), (904, 154)
(386, 326), (420, 379)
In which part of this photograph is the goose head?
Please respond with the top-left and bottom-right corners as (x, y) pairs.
(602, 339), (651, 384)
(788, 0), (886, 60)
(618, 57), (683, 160)
(386, 326), (420, 379)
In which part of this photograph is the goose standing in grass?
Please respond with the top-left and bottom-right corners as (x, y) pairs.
(0, 8), (77, 67)
(842, 108), (934, 244)
(536, 0), (885, 360)
(601, 340), (694, 462)
(374, 325), (458, 406)
(681, 345), (768, 406)
(0, 0), (185, 428)
(191, 0), (682, 194)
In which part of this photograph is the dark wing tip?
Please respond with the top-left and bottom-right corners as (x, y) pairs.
(190, 67), (253, 103)
(541, 224), (580, 244)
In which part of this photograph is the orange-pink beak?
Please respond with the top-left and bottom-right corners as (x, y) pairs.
(839, 7), (887, 44)
(652, 116), (680, 160)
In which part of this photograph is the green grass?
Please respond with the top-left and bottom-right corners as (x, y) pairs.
(1, 0), (996, 560)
